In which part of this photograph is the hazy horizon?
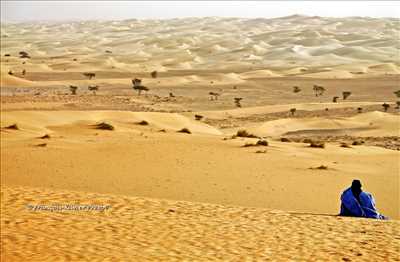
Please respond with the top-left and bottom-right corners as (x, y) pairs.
(1, 1), (399, 23)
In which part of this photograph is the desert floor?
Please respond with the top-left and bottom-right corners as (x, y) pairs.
(1, 16), (400, 261)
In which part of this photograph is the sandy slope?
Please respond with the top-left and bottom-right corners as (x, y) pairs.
(2, 185), (399, 261)
(1, 110), (398, 220)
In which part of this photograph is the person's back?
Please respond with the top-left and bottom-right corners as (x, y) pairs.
(339, 180), (387, 220)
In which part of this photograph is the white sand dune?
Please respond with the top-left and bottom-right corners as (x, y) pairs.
(1, 15), (398, 79)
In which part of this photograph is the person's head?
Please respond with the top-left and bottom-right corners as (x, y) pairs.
(351, 180), (362, 195)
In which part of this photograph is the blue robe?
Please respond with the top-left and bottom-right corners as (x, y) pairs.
(340, 188), (387, 219)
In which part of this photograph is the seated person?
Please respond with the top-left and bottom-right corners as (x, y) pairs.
(340, 180), (387, 219)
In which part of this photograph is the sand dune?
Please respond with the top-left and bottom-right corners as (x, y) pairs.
(1, 15), (399, 83)
(250, 111), (400, 137)
(2, 185), (399, 261)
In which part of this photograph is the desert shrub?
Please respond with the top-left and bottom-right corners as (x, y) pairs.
(310, 165), (328, 170)
(151, 71), (158, 78)
(8, 70), (13, 75)
(313, 85), (325, 97)
(255, 150), (267, 154)
(69, 85), (78, 95)
(309, 141), (325, 148)
(382, 103), (390, 112)
(88, 85), (99, 95)
(280, 137), (292, 142)
(256, 139), (268, 146)
(195, 114), (203, 121)
(136, 120), (149, 125)
(302, 138), (313, 144)
(342, 91), (352, 100)
(4, 124), (19, 130)
(83, 72), (96, 79)
(352, 140), (364, 146)
(332, 96), (339, 103)
(209, 92), (220, 100)
(290, 108), (296, 116)
(236, 130), (258, 138)
(396, 101), (400, 109)
(393, 90), (400, 98)
(357, 107), (363, 113)
(35, 143), (47, 147)
(177, 128), (191, 134)
(234, 97), (242, 107)
(158, 129), (166, 133)
(95, 122), (114, 130)
(39, 134), (51, 139)
(4, 54), (10, 57)
(340, 142), (352, 148)
(293, 86), (301, 93)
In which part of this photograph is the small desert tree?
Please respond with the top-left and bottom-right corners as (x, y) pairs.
(313, 85), (325, 97)
(8, 70), (13, 75)
(394, 90), (400, 98)
(88, 85), (99, 95)
(234, 97), (243, 108)
(209, 92), (220, 101)
(342, 91), (352, 100)
(332, 96), (339, 103)
(395, 101), (400, 109)
(151, 71), (158, 78)
(382, 103), (390, 112)
(290, 108), (296, 116)
(69, 85), (78, 95)
(293, 86), (301, 93)
(83, 72), (96, 80)
(132, 78), (149, 95)
(357, 107), (363, 113)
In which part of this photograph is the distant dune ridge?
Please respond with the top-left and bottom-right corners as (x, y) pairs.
(1, 15), (399, 79)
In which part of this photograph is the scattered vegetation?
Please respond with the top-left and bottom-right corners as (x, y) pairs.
(243, 139), (268, 147)
(95, 122), (115, 130)
(136, 120), (149, 125)
(340, 142), (352, 148)
(209, 92), (220, 101)
(382, 103), (390, 112)
(309, 141), (325, 148)
(234, 97), (243, 108)
(342, 91), (352, 100)
(132, 78), (149, 95)
(177, 128), (191, 134)
(293, 86), (301, 93)
(255, 150), (267, 154)
(310, 165), (328, 170)
(236, 130), (258, 138)
(4, 124), (19, 130)
(69, 85), (78, 95)
(88, 85), (99, 95)
(195, 114), (204, 121)
(19, 51), (30, 59)
(313, 85), (325, 97)
(83, 72), (96, 80)
(352, 140), (364, 146)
